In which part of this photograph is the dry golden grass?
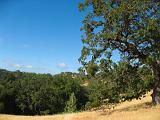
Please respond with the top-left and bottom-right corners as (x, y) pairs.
(0, 92), (160, 120)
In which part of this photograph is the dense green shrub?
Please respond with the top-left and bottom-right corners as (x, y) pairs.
(65, 92), (77, 113)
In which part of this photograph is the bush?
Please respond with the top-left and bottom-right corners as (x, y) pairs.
(65, 93), (77, 113)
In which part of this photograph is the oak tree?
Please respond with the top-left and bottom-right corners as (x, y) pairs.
(79, 0), (160, 105)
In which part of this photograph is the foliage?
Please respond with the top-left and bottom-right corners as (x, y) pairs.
(0, 60), (154, 114)
(79, 0), (160, 105)
(65, 92), (77, 113)
(0, 69), (88, 115)
(85, 62), (153, 109)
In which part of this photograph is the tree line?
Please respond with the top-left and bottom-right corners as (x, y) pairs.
(0, 61), (154, 115)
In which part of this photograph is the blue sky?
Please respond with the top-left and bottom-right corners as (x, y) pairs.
(0, 0), (85, 74)
(0, 0), (120, 74)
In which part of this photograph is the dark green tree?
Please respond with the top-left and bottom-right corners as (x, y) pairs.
(79, 0), (160, 105)
(85, 61), (151, 109)
(65, 92), (77, 113)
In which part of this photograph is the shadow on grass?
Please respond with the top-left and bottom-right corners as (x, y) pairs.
(100, 102), (152, 116)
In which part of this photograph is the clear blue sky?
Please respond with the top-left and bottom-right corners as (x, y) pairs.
(0, 0), (119, 74)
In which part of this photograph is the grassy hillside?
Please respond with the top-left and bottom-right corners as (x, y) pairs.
(0, 93), (160, 120)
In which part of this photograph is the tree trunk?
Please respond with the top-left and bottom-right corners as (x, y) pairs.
(151, 63), (160, 105)
(151, 84), (160, 105)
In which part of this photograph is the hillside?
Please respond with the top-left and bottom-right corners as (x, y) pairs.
(0, 92), (160, 120)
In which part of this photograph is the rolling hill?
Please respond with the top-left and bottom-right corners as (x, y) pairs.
(0, 92), (160, 120)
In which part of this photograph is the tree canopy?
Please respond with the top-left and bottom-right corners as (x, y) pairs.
(0, 69), (88, 115)
(79, 0), (160, 105)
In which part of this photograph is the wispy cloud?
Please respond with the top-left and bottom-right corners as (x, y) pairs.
(3, 60), (33, 69)
(57, 62), (67, 69)
(2, 59), (54, 74)
(25, 65), (33, 69)
(11, 63), (22, 68)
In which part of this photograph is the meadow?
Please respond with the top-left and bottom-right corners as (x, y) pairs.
(1, 93), (160, 120)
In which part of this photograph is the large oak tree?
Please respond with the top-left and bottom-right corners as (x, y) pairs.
(79, 0), (160, 105)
